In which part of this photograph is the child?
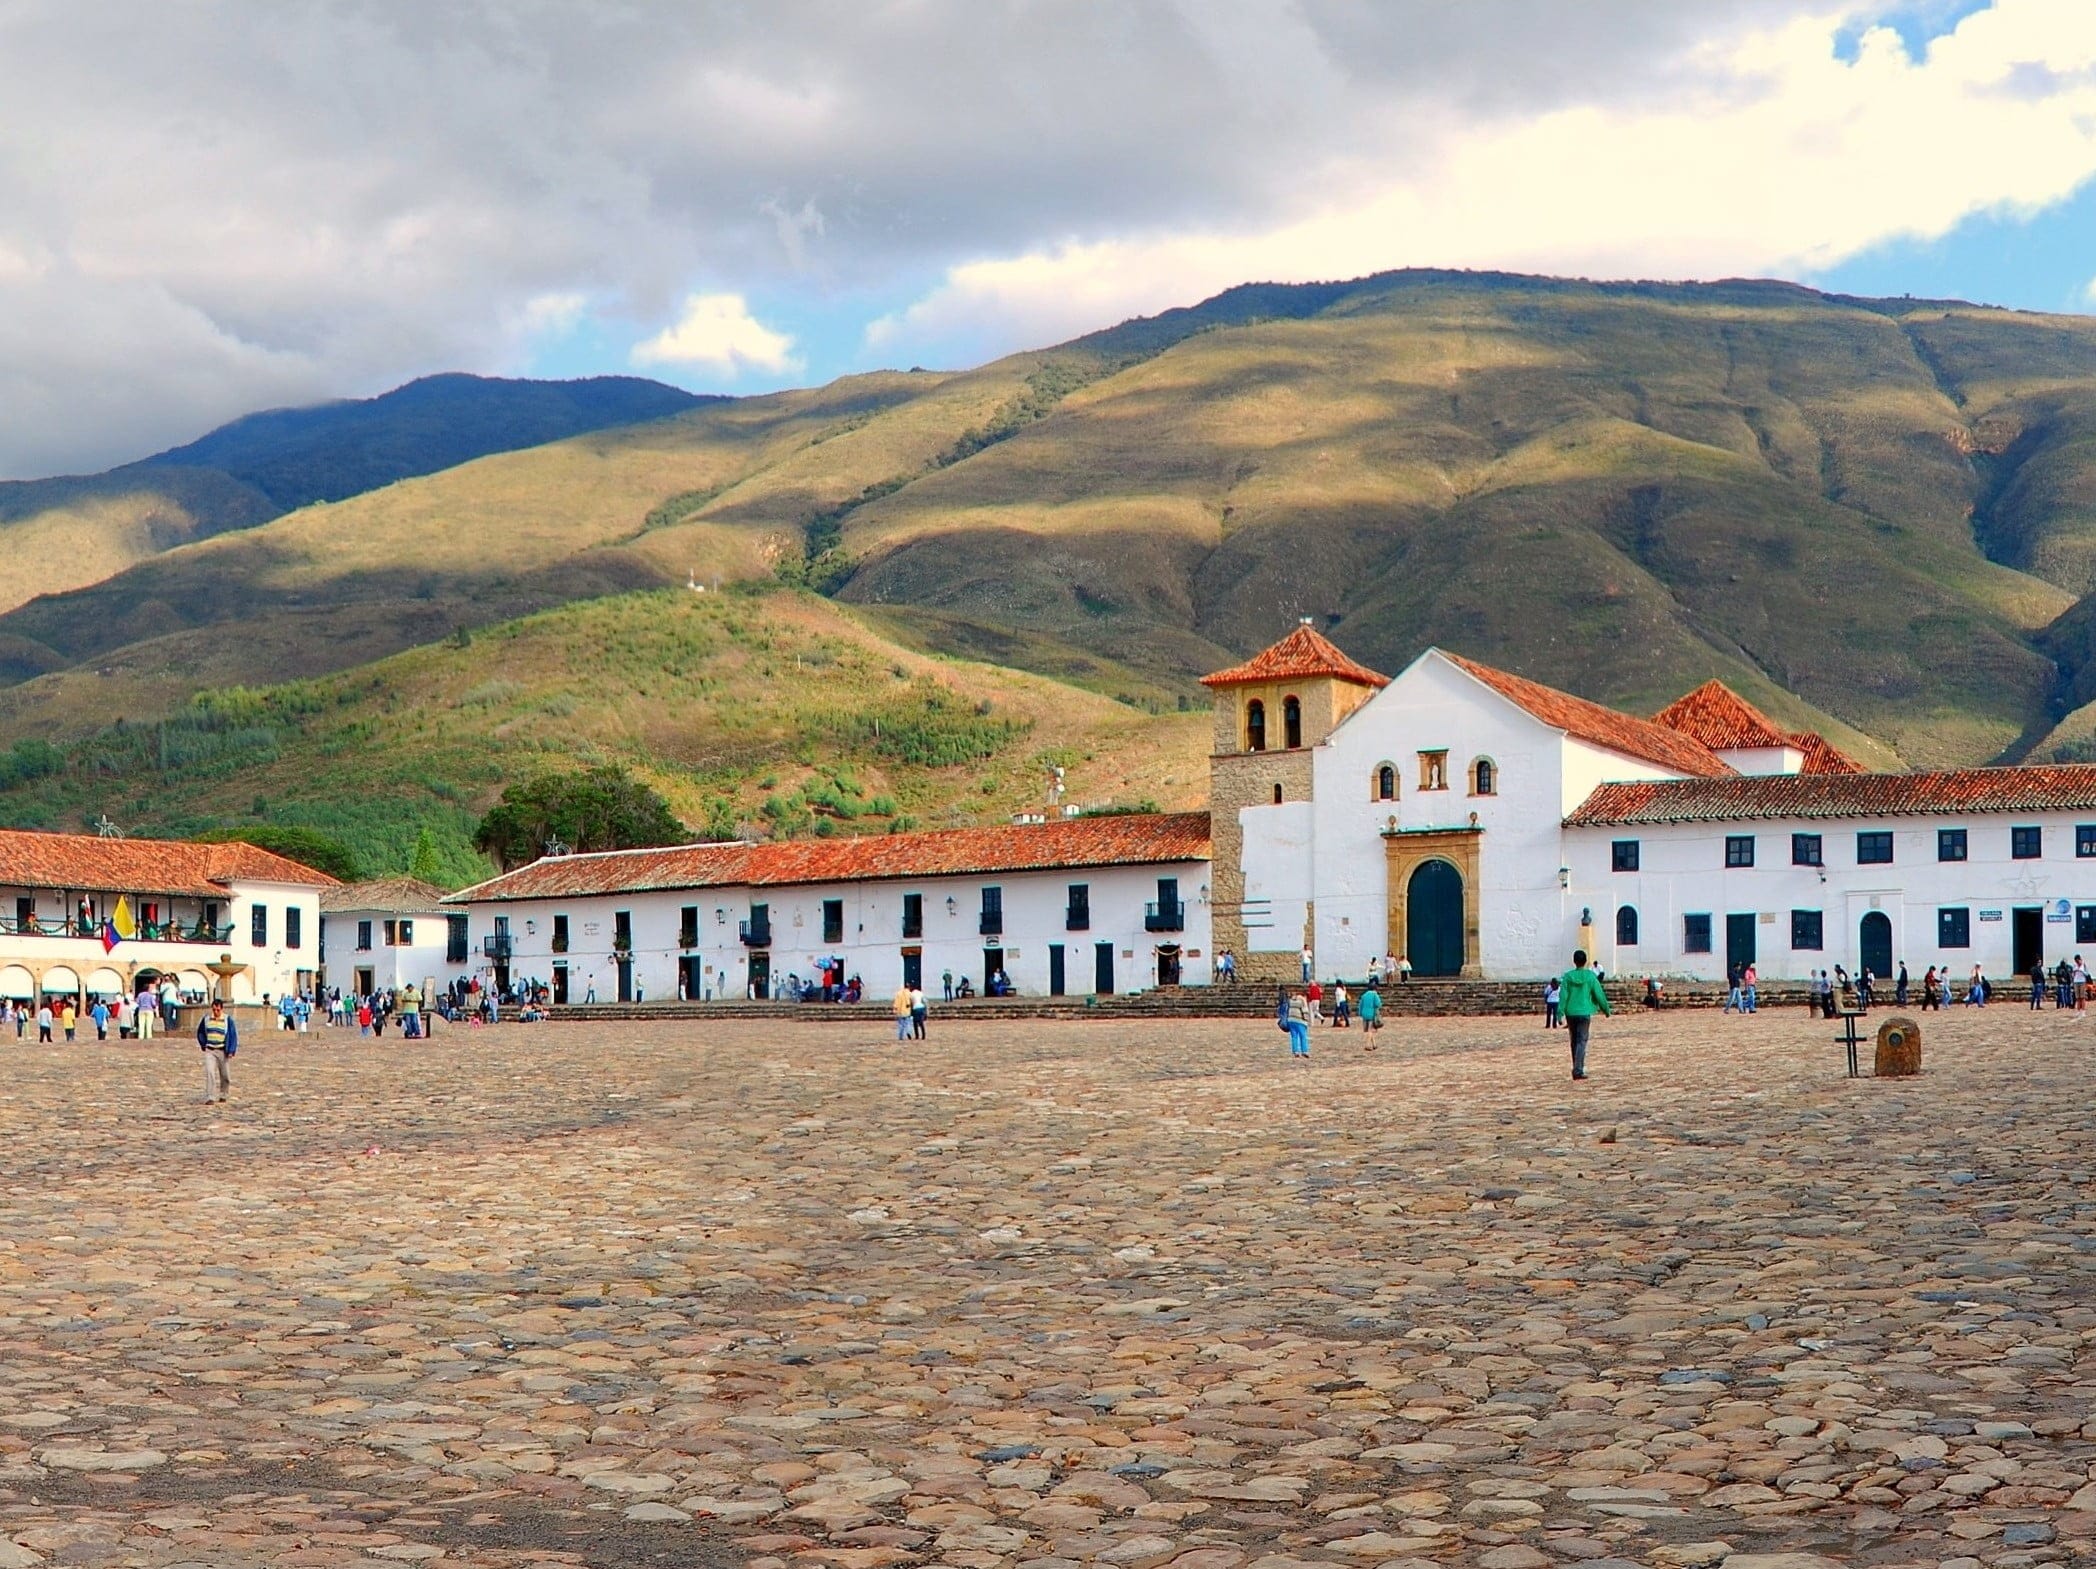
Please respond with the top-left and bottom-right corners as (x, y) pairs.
(1543, 978), (1560, 1029)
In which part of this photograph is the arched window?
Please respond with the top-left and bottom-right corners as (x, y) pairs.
(1283, 695), (1303, 749)
(1375, 763), (1397, 801)
(1472, 757), (1497, 796)
(1245, 699), (1266, 752)
(1616, 905), (1638, 946)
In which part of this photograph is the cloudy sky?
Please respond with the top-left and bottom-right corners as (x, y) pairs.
(6, 0), (2096, 478)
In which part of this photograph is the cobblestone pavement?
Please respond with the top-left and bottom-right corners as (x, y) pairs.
(0, 1007), (2092, 1569)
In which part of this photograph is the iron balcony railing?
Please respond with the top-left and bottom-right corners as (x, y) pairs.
(482, 934), (514, 960)
(739, 920), (771, 947)
(0, 916), (234, 943)
(1145, 901), (1186, 932)
(978, 910), (1004, 936)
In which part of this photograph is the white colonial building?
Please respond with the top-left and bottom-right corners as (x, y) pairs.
(446, 814), (1212, 1002)
(1212, 624), (2096, 985)
(444, 624), (2096, 995)
(319, 878), (472, 997)
(0, 828), (336, 1006)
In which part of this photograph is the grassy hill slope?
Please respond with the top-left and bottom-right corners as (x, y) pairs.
(0, 587), (1206, 883)
(12, 272), (2096, 770)
(0, 374), (707, 616)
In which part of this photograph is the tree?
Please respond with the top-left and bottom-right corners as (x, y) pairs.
(192, 825), (363, 883)
(407, 826), (446, 883)
(473, 766), (689, 870)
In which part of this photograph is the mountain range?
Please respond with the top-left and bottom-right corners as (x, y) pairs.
(8, 269), (2096, 877)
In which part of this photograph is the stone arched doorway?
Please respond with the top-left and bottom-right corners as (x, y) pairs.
(1406, 859), (1466, 977)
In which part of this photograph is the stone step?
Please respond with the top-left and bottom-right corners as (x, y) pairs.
(543, 979), (1853, 1023)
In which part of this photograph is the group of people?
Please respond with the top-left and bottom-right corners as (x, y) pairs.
(2028, 956), (2091, 1012)
(3, 984), (183, 1042)
(1293, 948), (1414, 986)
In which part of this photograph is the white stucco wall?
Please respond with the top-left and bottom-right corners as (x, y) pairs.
(224, 881), (327, 1001)
(1715, 744), (1804, 776)
(320, 909), (471, 994)
(1238, 801), (1313, 955)
(457, 859), (1213, 1002)
(1566, 811), (2096, 982)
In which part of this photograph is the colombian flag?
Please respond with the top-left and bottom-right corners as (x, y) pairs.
(100, 897), (137, 955)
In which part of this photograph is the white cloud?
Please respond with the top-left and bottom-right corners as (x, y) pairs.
(870, 3), (2096, 364)
(1, 1), (2089, 476)
(513, 291), (590, 339)
(632, 293), (799, 376)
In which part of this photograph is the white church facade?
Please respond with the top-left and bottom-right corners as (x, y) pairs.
(1210, 625), (2096, 986)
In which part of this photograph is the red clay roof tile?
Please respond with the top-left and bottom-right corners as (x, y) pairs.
(0, 829), (339, 896)
(1789, 731), (1866, 775)
(320, 876), (453, 913)
(450, 813), (1213, 903)
(1201, 626), (1389, 690)
(1441, 655), (1733, 779)
(1649, 681), (1864, 773)
(1567, 766), (2096, 826)
(1652, 681), (1795, 750)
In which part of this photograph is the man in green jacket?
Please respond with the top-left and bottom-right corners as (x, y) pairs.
(1559, 949), (1610, 1080)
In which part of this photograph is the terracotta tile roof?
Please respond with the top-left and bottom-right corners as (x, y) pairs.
(1649, 681), (1865, 774)
(446, 842), (755, 903)
(1201, 626), (1389, 690)
(1440, 654), (1733, 779)
(1652, 681), (1795, 750)
(449, 813), (1214, 903)
(321, 876), (453, 914)
(1789, 731), (1866, 775)
(0, 829), (340, 896)
(1567, 766), (2096, 826)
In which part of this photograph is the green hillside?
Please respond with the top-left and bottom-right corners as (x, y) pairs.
(11, 270), (2096, 800)
(0, 588), (1207, 881)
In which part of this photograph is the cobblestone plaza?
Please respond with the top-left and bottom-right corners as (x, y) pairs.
(0, 1009), (2090, 1569)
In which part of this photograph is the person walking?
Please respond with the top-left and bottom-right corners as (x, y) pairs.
(1300, 947), (1313, 985)
(1357, 983), (1381, 1046)
(90, 997), (110, 1041)
(1895, 962), (1910, 1007)
(1543, 977), (1560, 1029)
(35, 1001), (52, 1043)
(1741, 962), (1758, 1014)
(909, 984), (928, 1041)
(197, 998), (236, 1104)
(891, 979), (913, 1042)
(1722, 964), (1742, 1014)
(1331, 981), (1350, 1028)
(1280, 988), (1311, 1059)
(60, 1000), (77, 1043)
(2032, 961), (2048, 1009)
(1558, 949), (1610, 1081)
